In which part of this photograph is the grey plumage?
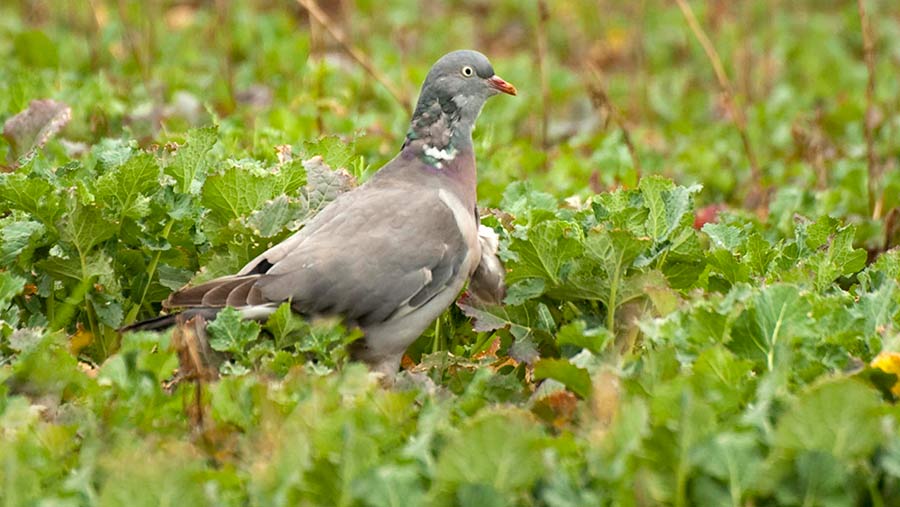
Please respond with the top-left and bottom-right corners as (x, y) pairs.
(124, 50), (515, 375)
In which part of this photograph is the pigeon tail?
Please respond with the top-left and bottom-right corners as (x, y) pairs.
(119, 308), (221, 333)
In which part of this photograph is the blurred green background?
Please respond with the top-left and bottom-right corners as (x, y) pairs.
(3, 0), (898, 212)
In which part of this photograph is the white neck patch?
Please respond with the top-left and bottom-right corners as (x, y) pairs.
(424, 145), (457, 161)
(423, 144), (457, 169)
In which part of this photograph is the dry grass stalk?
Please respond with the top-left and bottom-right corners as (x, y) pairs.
(536, 0), (551, 152)
(296, 0), (411, 113)
(673, 0), (762, 203)
(585, 65), (643, 181)
(170, 315), (220, 429)
(857, 0), (881, 219)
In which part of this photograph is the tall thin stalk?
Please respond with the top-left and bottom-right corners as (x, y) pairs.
(674, 0), (762, 204)
(857, 0), (881, 218)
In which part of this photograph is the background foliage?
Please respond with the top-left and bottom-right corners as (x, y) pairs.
(2, 0), (900, 505)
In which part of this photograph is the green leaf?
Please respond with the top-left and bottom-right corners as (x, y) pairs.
(263, 302), (308, 348)
(436, 409), (546, 492)
(0, 218), (45, 265)
(89, 292), (123, 328)
(60, 203), (117, 255)
(0, 271), (26, 309)
(94, 152), (161, 220)
(505, 219), (583, 290)
(165, 126), (217, 194)
(243, 195), (303, 238)
(585, 228), (651, 280)
(500, 181), (558, 219)
(533, 358), (592, 398)
(811, 224), (867, 290)
(775, 451), (856, 507)
(729, 284), (813, 370)
(556, 320), (614, 354)
(774, 379), (884, 460)
(638, 176), (698, 242)
(156, 264), (194, 291)
(203, 159), (308, 224)
(351, 465), (426, 507)
(691, 432), (763, 503)
(301, 135), (355, 170)
(690, 345), (755, 413)
(207, 307), (261, 354)
(703, 223), (744, 250)
(0, 173), (62, 224)
(503, 278), (546, 306)
(457, 294), (555, 347)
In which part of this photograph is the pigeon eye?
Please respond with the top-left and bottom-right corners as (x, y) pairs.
(461, 66), (474, 77)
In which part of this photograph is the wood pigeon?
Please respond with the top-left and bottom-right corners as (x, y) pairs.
(125, 50), (515, 375)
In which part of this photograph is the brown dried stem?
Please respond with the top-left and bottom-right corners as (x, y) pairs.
(536, 0), (551, 152)
(586, 65), (642, 181)
(673, 0), (762, 201)
(296, 0), (411, 113)
(857, 0), (881, 219)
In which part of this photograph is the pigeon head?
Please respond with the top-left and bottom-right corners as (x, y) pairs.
(408, 50), (516, 149)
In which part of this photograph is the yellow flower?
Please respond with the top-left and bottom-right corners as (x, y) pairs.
(871, 351), (900, 396)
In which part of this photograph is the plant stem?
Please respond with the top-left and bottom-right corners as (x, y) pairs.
(607, 261), (621, 334)
(295, 0), (410, 113)
(126, 218), (174, 325)
(536, 0), (550, 154)
(78, 249), (101, 352)
(674, 0), (762, 204)
(857, 0), (881, 219)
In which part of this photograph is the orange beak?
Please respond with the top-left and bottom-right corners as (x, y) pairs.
(488, 75), (517, 96)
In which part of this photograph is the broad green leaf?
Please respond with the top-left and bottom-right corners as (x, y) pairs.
(165, 125), (217, 194)
(202, 158), (311, 226)
(638, 176), (698, 242)
(207, 306), (261, 354)
(0, 271), (26, 309)
(156, 264), (194, 291)
(302, 135), (355, 170)
(436, 409), (546, 492)
(503, 277), (546, 305)
(264, 302), (308, 348)
(774, 450), (856, 507)
(351, 465), (426, 507)
(0, 173), (61, 224)
(584, 228), (651, 280)
(59, 203), (117, 254)
(703, 223), (744, 250)
(556, 320), (614, 354)
(457, 294), (554, 347)
(690, 346), (755, 413)
(243, 195), (304, 237)
(810, 224), (867, 290)
(774, 379), (884, 459)
(504, 219), (583, 289)
(858, 250), (900, 291)
(743, 232), (777, 276)
(202, 160), (281, 221)
(94, 152), (161, 220)
(729, 284), (813, 370)
(533, 358), (592, 398)
(0, 218), (44, 265)
(500, 181), (558, 219)
(691, 432), (763, 504)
